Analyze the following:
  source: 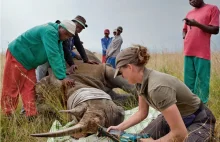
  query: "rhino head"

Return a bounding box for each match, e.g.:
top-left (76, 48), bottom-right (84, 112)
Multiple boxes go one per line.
top-left (32, 99), bottom-right (124, 138)
top-left (33, 70), bottom-right (125, 138)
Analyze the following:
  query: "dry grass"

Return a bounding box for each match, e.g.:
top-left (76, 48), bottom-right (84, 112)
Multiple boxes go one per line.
top-left (0, 52), bottom-right (220, 141)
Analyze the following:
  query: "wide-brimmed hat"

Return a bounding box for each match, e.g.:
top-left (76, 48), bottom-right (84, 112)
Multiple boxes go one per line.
top-left (60, 20), bottom-right (76, 35)
top-left (72, 15), bottom-right (88, 29)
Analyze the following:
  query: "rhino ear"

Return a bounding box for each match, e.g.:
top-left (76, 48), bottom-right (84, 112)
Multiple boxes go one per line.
top-left (48, 68), bottom-right (62, 87)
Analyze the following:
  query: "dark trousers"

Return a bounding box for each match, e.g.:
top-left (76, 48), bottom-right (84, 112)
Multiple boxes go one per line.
top-left (141, 106), bottom-right (216, 141)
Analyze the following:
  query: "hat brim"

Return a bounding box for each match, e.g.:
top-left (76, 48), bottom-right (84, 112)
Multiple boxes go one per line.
top-left (72, 19), bottom-right (88, 29)
top-left (114, 68), bottom-right (122, 78)
top-left (60, 24), bottom-right (75, 36)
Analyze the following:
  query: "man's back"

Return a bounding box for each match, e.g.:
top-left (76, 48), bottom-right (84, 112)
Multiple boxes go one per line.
top-left (9, 22), bottom-right (61, 69)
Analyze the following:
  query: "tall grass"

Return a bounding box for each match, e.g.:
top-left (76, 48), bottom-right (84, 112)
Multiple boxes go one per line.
top-left (0, 52), bottom-right (220, 141)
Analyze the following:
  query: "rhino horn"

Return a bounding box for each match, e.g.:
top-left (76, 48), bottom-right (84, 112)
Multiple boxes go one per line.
top-left (31, 123), bottom-right (86, 137)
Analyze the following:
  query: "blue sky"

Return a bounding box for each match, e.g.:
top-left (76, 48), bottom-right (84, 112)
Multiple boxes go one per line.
top-left (0, 0), bottom-right (219, 53)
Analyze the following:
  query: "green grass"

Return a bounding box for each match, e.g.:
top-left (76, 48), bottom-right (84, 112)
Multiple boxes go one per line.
top-left (1, 52), bottom-right (220, 141)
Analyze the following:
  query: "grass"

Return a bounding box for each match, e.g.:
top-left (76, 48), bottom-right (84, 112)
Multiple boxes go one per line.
top-left (0, 52), bottom-right (220, 141)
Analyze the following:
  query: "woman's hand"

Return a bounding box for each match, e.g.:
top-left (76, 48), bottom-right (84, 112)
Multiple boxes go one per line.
top-left (157, 104), bottom-right (188, 141)
top-left (107, 125), bottom-right (122, 132)
top-left (140, 138), bottom-right (154, 142)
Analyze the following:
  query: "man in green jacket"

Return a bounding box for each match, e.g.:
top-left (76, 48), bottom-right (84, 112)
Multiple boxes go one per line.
top-left (1, 20), bottom-right (75, 118)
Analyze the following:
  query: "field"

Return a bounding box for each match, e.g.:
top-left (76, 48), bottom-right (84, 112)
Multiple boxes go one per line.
top-left (0, 52), bottom-right (220, 142)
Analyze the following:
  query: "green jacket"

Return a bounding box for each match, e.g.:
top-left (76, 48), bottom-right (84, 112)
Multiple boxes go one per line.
top-left (9, 22), bottom-right (66, 80)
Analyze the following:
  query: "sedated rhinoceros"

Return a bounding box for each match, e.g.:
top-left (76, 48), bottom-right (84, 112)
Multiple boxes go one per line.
top-left (31, 48), bottom-right (137, 138)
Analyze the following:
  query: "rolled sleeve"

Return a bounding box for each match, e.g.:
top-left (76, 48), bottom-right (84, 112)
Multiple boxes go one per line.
top-left (209, 6), bottom-right (219, 27)
top-left (150, 86), bottom-right (177, 111)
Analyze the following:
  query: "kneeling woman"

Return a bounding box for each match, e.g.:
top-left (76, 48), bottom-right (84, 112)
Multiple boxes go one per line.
top-left (107, 45), bottom-right (215, 142)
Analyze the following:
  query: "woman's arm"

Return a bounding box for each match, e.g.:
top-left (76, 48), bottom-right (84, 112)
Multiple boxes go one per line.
top-left (107, 95), bottom-right (149, 131)
top-left (155, 104), bottom-right (187, 142)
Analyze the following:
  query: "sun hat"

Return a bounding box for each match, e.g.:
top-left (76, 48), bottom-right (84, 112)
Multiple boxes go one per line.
top-left (72, 15), bottom-right (88, 29)
top-left (60, 20), bottom-right (76, 35)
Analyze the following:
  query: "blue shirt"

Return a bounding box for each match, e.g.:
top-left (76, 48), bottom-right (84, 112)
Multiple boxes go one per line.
top-left (101, 37), bottom-right (112, 55)
top-left (67, 37), bottom-right (76, 57)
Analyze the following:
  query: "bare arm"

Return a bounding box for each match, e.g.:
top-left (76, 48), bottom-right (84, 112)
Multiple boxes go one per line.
top-left (107, 95), bottom-right (149, 131)
top-left (182, 31), bottom-right (187, 39)
top-left (154, 104), bottom-right (188, 142)
top-left (196, 6), bottom-right (219, 35)
top-left (183, 18), bottom-right (219, 35)
top-left (182, 22), bottom-right (187, 39)
top-left (196, 23), bottom-right (219, 34)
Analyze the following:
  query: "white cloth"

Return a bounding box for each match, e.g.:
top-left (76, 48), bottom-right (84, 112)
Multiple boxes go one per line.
top-left (47, 107), bottom-right (160, 142)
top-left (67, 88), bottom-right (112, 108)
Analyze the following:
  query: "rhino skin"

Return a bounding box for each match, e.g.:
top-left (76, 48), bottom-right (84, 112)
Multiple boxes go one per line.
top-left (69, 48), bottom-right (137, 103)
top-left (31, 48), bottom-right (137, 138)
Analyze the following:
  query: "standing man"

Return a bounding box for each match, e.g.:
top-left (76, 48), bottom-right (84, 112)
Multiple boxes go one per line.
top-left (36, 15), bottom-right (98, 81)
top-left (183, 0), bottom-right (219, 104)
top-left (113, 29), bottom-right (117, 37)
top-left (1, 20), bottom-right (75, 118)
top-left (101, 29), bottom-right (112, 63)
top-left (106, 26), bottom-right (123, 68)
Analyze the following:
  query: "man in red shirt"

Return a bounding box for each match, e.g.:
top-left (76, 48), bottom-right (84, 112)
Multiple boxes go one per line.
top-left (183, 0), bottom-right (219, 104)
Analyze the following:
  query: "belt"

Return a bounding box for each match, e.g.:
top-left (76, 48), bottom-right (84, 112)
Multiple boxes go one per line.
top-left (182, 101), bottom-right (205, 127)
top-left (193, 101), bottom-right (205, 116)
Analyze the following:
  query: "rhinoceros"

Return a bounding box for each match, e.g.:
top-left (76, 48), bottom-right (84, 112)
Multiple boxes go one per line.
top-left (31, 48), bottom-right (137, 138)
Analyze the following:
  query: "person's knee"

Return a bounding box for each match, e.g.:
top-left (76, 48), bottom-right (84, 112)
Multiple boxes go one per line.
top-left (140, 115), bottom-right (169, 139)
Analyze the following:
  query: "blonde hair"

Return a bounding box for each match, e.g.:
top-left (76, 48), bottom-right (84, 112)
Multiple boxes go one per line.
top-left (133, 44), bottom-right (150, 67)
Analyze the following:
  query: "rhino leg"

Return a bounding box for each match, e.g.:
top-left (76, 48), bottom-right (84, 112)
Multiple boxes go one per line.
top-left (105, 88), bottom-right (132, 105)
top-left (101, 100), bottom-right (124, 126)
top-left (104, 65), bottom-right (137, 96)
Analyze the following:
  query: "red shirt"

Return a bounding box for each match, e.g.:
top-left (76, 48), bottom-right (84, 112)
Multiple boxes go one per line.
top-left (183, 4), bottom-right (219, 60)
